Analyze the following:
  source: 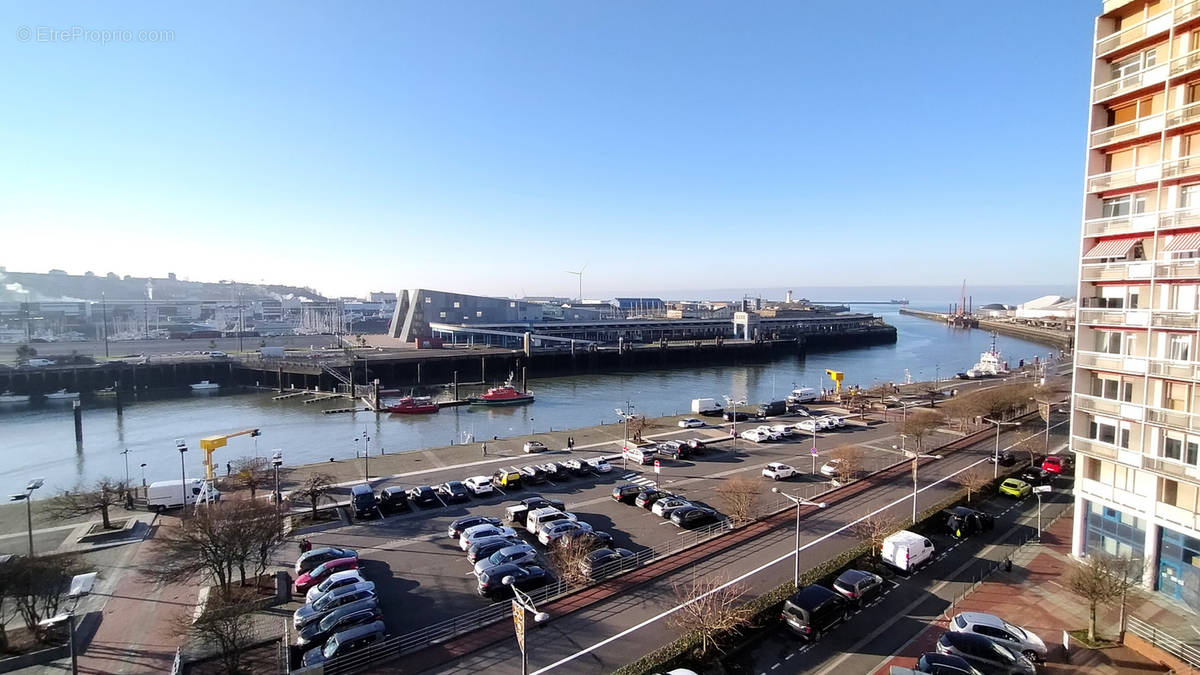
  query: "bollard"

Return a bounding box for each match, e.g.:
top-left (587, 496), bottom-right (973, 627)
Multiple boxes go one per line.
top-left (114, 379), bottom-right (123, 416)
top-left (73, 401), bottom-right (83, 445)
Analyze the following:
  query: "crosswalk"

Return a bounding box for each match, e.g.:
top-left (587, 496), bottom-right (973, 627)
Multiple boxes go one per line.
top-left (622, 472), bottom-right (657, 488)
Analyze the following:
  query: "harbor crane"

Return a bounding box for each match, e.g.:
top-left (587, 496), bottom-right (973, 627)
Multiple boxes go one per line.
top-left (825, 369), bottom-right (844, 400)
top-left (199, 428), bottom-right (261, 482)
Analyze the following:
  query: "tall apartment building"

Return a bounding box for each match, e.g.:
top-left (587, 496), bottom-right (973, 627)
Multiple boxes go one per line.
top-left (1074, 0), bottom-right (1200, 613)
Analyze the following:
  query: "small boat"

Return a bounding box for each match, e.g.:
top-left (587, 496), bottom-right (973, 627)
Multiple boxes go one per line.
top-left (0, 391), bottom-right (30, 404)
top-left (44, 389), bottom-right (80, 401)
top-left (386, 396), bottom-right (439, 414)
top-left (95, 386), bottom-right (118, 398)
top-left (467, 376), bottom-right (534, 406)
top-left (189, 381), bottom-right (221, 391)
top-left (957, 335), bottom-right (1009, 380)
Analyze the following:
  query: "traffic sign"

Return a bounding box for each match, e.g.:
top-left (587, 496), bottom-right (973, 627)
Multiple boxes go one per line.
top-left (512, 600), bottom-right (526, 652)
top-left (1033, 485), bottom-right (1052, 494)
top-left (810, 447), bottom-right (819, 456)
top-left (654, 459), bottom-right (661, 474)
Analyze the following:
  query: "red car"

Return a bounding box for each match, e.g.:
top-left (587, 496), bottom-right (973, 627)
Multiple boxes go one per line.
top-left (295, 556), bottom-right (358, 593)
top-left (1041, 455), bottom-right (1071, 475)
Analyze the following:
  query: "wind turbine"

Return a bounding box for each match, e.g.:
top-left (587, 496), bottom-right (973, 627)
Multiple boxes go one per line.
top-left (565, 264), bottom-right (587, 302)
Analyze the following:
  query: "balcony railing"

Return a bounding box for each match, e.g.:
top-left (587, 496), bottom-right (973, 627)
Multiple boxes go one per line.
top-left (1171, 50), bottom-right (1200, 79)
top-left (1161, 154), bottom-right (1200, 180)
top-left (1150, 311), bottom-right (1200, 328)
top-left (1146, 357), bottom-right (1200, 379)
top-left (1144, 405), bottom-right (1200, 433)
top-left (1177, 0), bottom-right (1200, 26)
top-left (1082, 211), bottom-right (1158, 236)
top-left (1166, 101), bottom-right (1200, 130)
top-left (1094, 63), bottom-right (1168, 102)
top-left (1142, 455), bottom-right (1200, 482)
top-left (1074, 394), bottom-right (1126, 416)
top-left (1072, 436), bottom-right (1124, 461)
top-left (1086, 164), bottom-right (1161, 192)
top-left (1091, 112), bottom-right (1165, 147)
top-left (1076, 308), bottom-right (1150, 326)
top-left (1155, 258), bottom-right (1200, 278)
top-left (1095, 12), bottom-right (1172, 57)
top-left (1080, 261), bottom-right (1153, 281)
top-left (1159, 206), bottom-right (1200, 231)
top-left (1076, 350), bottom-right (1148, 373)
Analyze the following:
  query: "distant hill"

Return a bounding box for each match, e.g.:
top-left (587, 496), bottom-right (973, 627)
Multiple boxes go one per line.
top-left (0, 268), bottom-right (327, 303)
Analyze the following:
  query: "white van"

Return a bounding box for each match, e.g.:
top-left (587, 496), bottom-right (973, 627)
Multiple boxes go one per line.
top-left (880, 530), bottom-right (935, 572)
top-left (622, 446), bottom-right (654, 465)
top-left (146, 478), bottom-right (221, 511)
top-left (525, 507), bottom-right (576, 535)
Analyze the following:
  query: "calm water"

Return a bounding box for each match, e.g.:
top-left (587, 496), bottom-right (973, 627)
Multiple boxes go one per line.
top-left (0, 305), bottom-right (1059, 494)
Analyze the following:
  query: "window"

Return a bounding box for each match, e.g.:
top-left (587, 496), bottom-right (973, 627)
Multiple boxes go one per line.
top-left (1112, 49), bottom-right (1156, 80)
top-left (1169, 334), bottom-right (1191, 361)
top-left (438, 311), bottom-right (446, 319)
top-left (1085, 457), bottom-right (1102, 481)
top-left (1114, 464), bottom-right (1136, 492)
top-left (1102, 194), bottom-right (1147, 218)
top-left (476, 311), bottom-right (483, 318)
top-left (510, 302), bottom-right (516, 308)
top-left (453, 301), bottom-right (460, 308)
top-left (1095, 330), bottom-right (1123, 354)
top-left (425, 296), bottom-right (431, 303)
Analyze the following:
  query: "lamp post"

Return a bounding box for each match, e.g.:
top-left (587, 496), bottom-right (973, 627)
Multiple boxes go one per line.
top-left (723, 395), bottom-right (746, 445)
top-left (895, 445), bottom-right (942, 524)
top-left (771, 488), bottom-right (826, 587)
top-left (121, 448), bottom-right (131, 490)
top-left (9, 478), bottom-right (44, 557)
top-left (1033, 485), bottom-right (1051, 537)
top-left (272, 450), bottom-right (283, 515)
top-left (66, 572), bottom-right (96, 675)
top-left (983, 417), bottom-right (1021, 478)
top-left (175, 438), bottom-right (188, 521)
top-left (139, 463), bottom-right (147, 487)
top-left (354, 431), bottom-right (370, 480)
top-left (615, 402), bottom-right (635, 469)
top-left (1032, 398), bottom-right (1058, 455)
top-left (505, 577), bottom-right (550, 675)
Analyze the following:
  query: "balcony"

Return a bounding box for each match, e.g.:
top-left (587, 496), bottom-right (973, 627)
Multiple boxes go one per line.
top-left (1083, 212), bottom-right (1158, 237)
top-left (1171, 50), bottom-right (1200, 80)
top-left (1145, 405), bottom-right (1200, 433)
top-left (1076, 350), bottom-right (1148, 374)
top-left (1155, 258), bottom-right (1200, 278)
top-left (1086, 164), bottom-right (1161, 192)
top-left (1161, 154), bottom-right (1200, 180)
top-left (1146, 357), bottom-right (1200, 379)
top-left (1072, 436), bottom-right (1123, 461)
top-left (1080, 261), bottom-right (1154, 281)
top-left (1166, 101), bottom-right (1200, 130)
top-left (1094, 63), bottom-right (1168, 102)
top-left (1077, 308), bottom-right (1150, 326)
top-left (1095, 12), bottom-right (1172, 57)
top-left (1159, 206), bottom-right (1200, 231)
top-left (1177, 0), bottom-right (1200, 26)
top-left (1091, 113), bottom-right (1165, 148)
top-left (1142, 456), bottom-right (1200, 482)
top-left (1150, 310), bottom-right (1200, 328)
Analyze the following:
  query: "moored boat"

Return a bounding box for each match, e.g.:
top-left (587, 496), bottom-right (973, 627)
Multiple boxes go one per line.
top-left (956, 335), bottom-right (1008, 380)
top-left (467, 377), bottom-right (534, 406)
top-left (44, 389), bottom-right (80, 400)
top-left (189, 380), bottom-right (221, 391)
top-left (386, 396), bottom-right (439, 414)
top-left (0, 391), bottom-right (30, 404)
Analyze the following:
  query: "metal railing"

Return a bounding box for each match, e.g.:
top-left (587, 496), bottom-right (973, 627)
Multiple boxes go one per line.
top-left (1179, 0), bottom-right (1200, 24)
top-left (1093, 63), bottom-right (1168, 102)
top-left (1163, 154), bottom-right (1200, 180)
top-left (1156, 259), bottom-right (1200, 279)
top-left (1160, 206), bottom-right (1200, 232)
top-left (1094, 12), bottom-right (1171, 56)
top-left (1080, 261), bottom-right (1153, 282)
top-left (1091, 112), bottom-right (1165, 147)
top-left (1126, 615), bottom-right (1200, 669)
top-left (1086, 163), bottom-right (1161, 192)
top-left (1171, 49), bottom-right (1200, 79)
top-left (1167, 101), bottom-right (1200, 130)
top-left (1082, 212), bottom-right (1158, 237)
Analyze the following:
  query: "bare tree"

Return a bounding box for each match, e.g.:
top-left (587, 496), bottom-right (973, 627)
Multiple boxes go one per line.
top-left (939, 395), bottom-right (979, 433)
top-left (292, 472), bottom-right (337, 518)
top-left (955, 469), bottom-right (992, 504)
top-left (8, 554), bottom-right (82, 642)
top-left (900, 410), bottom-right (945, 453)
top-left (547, 536), bottom-right (598, 586)
top-left (627, 415), bottom-right (647, 443)
top-left (667, 572), bottom-right (751, 657)
top-left (0, 556), bottom-right (14, 651)
top-left (829, 445), bottom-right (866, 482)
top-left (231, 456), bottom-right (271, 500)
top-left (851, 513), bottom-right (904, 569)
top-left (1066, 552), bottom-right (1139, 643)
top-left (865, 382), bottom-right (893, 409)
top-left (845, 390), bottom-right (871, 420)
top-left (180, 587), bottom-right (259, 674)
top-left (717, 475), bottom-right (762, 526)
top-left (145, 501), bottom-right (259, 599)
top-left (46, 477), bottom-right (126, 529)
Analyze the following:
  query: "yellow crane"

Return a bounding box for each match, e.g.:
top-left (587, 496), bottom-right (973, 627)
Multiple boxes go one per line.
top-left (199, 428), bottom-right (261, 481)
top-left (825, 369), bottom-right (844, 400)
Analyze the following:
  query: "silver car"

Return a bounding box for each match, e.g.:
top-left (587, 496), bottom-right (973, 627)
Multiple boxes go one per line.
top-left (950, 612), bottom-right (1048, 661)
top-left (473, 543), bottom-right (538, 577)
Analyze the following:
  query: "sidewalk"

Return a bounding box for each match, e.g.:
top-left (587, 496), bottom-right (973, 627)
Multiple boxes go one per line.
top-left (873, 507), bottom-right (1171, 674)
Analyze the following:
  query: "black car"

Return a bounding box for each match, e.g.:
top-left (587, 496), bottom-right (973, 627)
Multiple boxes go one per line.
top-left (295, 547), bottom-right (358, 575)
top-left (723, 410), bottom-right (752, 422)
top-left (634, 489), bottom-right (669, 509)
top-left (562, 461), bottom-right (591, 477)
top-left (295, 600), bottom-right (382, 647)
top-left (477, 563), bottom-right (553, 598)
top-left (989, 451), bottom-right (1016, 467)
top-left (915, 652), bottom-right (985, 675)
top-left (831, 569), bottom-right (884, 605)
top-left (559, 529), bottom-right (615, 551)
top-left (945, 507), bottom-right (995, 539)
top-left (684, 438), bottom-right (706, 453)
top-left (466, 535), bottom-right (524, 563)
top-left (437, 481), bottom-right (471, 503)
top-left (378, 486), bottom-right (409, 513)
top-left (580, 547), bottom-right (637, 578)
top-left (520, 495), bottom-right (566, 511)
top-left (448, 515), bottom-right (501, 539)
top-left (408, 485), bottom-right (439, 507)
top-left (612, 484), bottom-right (643, 504)
top-left (1018, 467), bottom-right (1053, 486)
top-left (936, 631), bottom-right (1035, 675)
top-left (781, 585), bottom-right (849, 641)
top-left (670, 506), bottom-right (719, 529)
top-left (520, 466), bottom-right (548, 484)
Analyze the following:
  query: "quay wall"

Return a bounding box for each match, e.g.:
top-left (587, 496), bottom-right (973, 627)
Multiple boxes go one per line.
top-left (898, 308), bottom-right (1073, 350)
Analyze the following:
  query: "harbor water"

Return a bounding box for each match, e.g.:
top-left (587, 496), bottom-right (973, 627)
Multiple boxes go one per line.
top-left (0, 305), bottom-right (1060, 494)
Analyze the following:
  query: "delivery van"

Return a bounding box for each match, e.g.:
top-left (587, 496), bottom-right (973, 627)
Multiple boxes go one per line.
top-left (146, 479), bottom-right (221, 511)
top-left (691, 398), bottom-right (724, 416)
top-left (880, 530), bottom-right (935, 572)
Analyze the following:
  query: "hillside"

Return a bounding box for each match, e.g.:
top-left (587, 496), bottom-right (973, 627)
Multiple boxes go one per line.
top-left (0, 268), bottom-right (327, 303)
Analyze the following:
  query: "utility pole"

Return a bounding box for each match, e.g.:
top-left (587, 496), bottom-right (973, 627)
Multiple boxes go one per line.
top-left (101, 293), bottom-right (109, 360)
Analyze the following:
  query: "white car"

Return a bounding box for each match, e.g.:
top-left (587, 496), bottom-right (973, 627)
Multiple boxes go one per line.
top-left (586, 457), bottom-right (612, 473)
top-left (814, 417), bottom-right (833, 430)
top-left (304, 570), bottom-right (364, 603)
top-left (561, 458), bottom-right (585, 473)
top-left (651, 497), bottom-right (691, 518)
top-left (822, 415), bottom-right (845, 428)
top-left (819, 458), bottom-right (844, 478)
top-left (463, 476), bottom-right (494, 496)
top-left (762, 463), bottom-right (797, 480)
top-left (678, 418), bottom-right (704, 428)
top-left (770, 424), bottom-right (795, 437)
top-left (755, 426), bottom-right (782, 441)
top-left (460, 524), bottom-right (518, 551)
top-left (794, 419), bottom-right (819, 433)
top-left (538, 520), bottom-right (592, 546)
top-left (523, 441), bottom-right (547, 453)
top-left (740, 429), bottom-right (769, 443)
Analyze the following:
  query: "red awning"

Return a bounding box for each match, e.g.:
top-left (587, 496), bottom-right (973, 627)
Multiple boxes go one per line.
top-left (1162, 232), bottom-right (1200, 253)
top-left (1082, 237), bottom-right (1140, 259)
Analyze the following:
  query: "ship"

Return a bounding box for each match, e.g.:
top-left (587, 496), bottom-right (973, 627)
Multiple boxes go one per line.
top-left (189, 380), bottom-right (221, 391)
top-left (0, 391), bottom-right (30, 404)
top-left (467, 376), bottom-right (534, 406)
top-left (386, 396), bottom-right (439, 414)
top-left (956, 335), bottom-right (1009, 380)
top-left (44, 389), bottom-right (80, 400)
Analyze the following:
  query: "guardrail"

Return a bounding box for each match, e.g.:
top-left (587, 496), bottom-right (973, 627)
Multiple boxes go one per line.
top-left (1127, 615), bottom-right (1200, 669)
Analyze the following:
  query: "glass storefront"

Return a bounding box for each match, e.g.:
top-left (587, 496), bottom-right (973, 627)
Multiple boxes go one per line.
top-left (1083, 500), bottom-right (1147, 581)
top-left (1158, 528), bottom-right (1200, 612)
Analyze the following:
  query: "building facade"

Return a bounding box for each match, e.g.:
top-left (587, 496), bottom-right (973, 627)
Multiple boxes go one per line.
top-left (1073, 0), bottom-right (1200, 613)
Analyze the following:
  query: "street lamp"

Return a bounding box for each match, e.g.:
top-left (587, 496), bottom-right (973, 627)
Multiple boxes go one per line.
top-left (723, 395), bottom-right (746, 444)
top-left (1032, 398), bottom-right (1060, 455)
top-left (66, 572), bottom-right (96, 675)
top-left (895, 445), bottom-right (942, 524)
top-left (983, 417), bottom-right (1021, 478)
top-left (175, 438), bottom-right (188, 521)
top-left (1033, 484), bottom-right (1051, 537)
top-left (354, 431), bottom-right (370, 480)
top-left (9, 478), bottom-right (44, 556)
top-left (139, 463), bottom-right (147, 487)
top-left (771, 488), bottom-right (826, 588)
top-left (121, 448), bottom-right (130, 488)
top-left (615, 402), bottom-right (636, 469)
top-left (272, 450), bottom-right (283, 513)
top-left (504, 577), bottom-right (550, 675)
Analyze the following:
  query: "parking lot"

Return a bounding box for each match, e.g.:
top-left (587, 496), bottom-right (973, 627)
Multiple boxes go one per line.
top-left (288, 411), bottom-right (931, 636)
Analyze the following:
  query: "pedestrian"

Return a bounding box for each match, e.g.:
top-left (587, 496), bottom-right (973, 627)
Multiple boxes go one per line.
top-left (225, 462), bottom-right (231, 476)
top-left (300, 538), bottom-right (312, 553)
top-left (482, 442), bottom-right (487, 457)
top-left (567, 436), bottom-right (574, 450)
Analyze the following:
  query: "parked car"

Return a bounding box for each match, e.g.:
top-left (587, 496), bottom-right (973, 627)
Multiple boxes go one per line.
top-left (350, 484), bottom-right (377, 519)
top-left (770, 424), bottom-right (795, 437)
top-left (670, 506), bottom-right (720, 529)
top-left (538, 520), bottom-right (592, 546)
top-left (612, 484), bottom-right (643, 504)
top-left (724, 410), bottom-right (752, 422)
top-left (622, 446), bottom-right (655, 465)
top-left (949, 612), bottom-right (1048, 661)
top-left (684, 438), bottom-right (706, 453)
top-left (881, 530), bottom-right (935, 572)
top-left (477, 564), bottom-right (552, 598)
top-left (519, 465), bottom-right (548, 484)
top-left (300, 620), bottom-right (386, 666)
top-left (293, 581), bottom-right (377, 630)
top-left (998, 478), bottom-right (1032, 498)
top-left (561, 458), bottom-right (590, 476)
top-left (795, 419), bottom-right (820, 433)
top-left (781, 585), bottom-right (849, 641)
top-left (909, 652), bottom-right (985, 675)
top-left (525, 507), bottom-right (577, 535)
top-left (580, 547), bottom-right (637, 578)
top-left (755, 425), bottom-right (783, 441)
top-left (304, 569), bottom-right (364, 603)
top-left (295, 598), bottom-right (381, 647)
top-left (989, 451), bottom-right (1016, 467)
top-left (763, 463), bottom-right (797, 480)
top-left (460, 524), bottom-right (519, 551)
top-left (819, 459), bottom-right (845, 478)
top-left (823, 415), bottom-right (846, 428)
top-left (1017, 467), bottom-right (1052, 486)
top-left (539, 462), bottom-right (562, 478)
top-left (473, 543), bottom-right (539, 577)
top-left (505, 496), bottom-right (567, 525)
top-left (935, 631), bottom-right (1036, 675)
top-left (651, 497), bottom-right (692, 518)
top-left (296, 556), bottom-right (359, 593)
top-left (559, 529), bottom-right (614, 551)
top-left (448, 515), bottom-right (501, 539)
top-left (492, 469), bottom-right (523, 489)
top-left (635, 488), bottom-right (669, 509)
top-left (463, 475), bottom-right (494, 496)
top-left (586, 457), bottom-right (612, 473)
top-left (407, 485), bottom-right (439, 506)
top-left (1041, 455), bottom-right (1072, 475)
top-left (832, 569), bottom-right (884, 605)
top-left (944, 507), bottom-right (995, 539)
top-left (295, 547), bottom-right (357, 576)
top-left (378, 486), bottom-right (409, 513)
top-left (437, 481), bottom-right (471, 503)
top-left (656, 441), bottom-right (687, 460)
top-left (466, 535), bottom-right (525, 563)
top-left (523, 441), bottom-right (547, 453)
top-left (679, 417), bottom-right (704, 428)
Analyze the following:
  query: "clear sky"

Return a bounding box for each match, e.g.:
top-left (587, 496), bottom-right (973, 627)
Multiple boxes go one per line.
top-left (0, 1), bottom-right (1098, 300)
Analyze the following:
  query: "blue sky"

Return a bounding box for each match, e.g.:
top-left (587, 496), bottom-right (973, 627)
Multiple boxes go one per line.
top-left (0, 1), bottom-right (1097, 300)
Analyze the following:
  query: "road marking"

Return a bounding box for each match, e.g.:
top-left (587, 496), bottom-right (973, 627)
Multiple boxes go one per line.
top-left (492, 486), bottom-right (506, 497)
top-left (434, 494), bottom-right (448, 508)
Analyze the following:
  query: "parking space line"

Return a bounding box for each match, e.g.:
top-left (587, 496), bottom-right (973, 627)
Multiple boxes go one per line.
top-left (492, 486), bottom-right (506, 497)
top-left (434, 494), bottom-right (448, 508)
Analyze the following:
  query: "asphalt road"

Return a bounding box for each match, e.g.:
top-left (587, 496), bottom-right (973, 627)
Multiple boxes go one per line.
top-left (419, 419), bottom-right (1068, 675)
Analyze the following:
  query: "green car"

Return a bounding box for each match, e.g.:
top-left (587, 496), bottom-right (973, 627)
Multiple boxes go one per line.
top-left (999, 478), bottom-right (1031, 498)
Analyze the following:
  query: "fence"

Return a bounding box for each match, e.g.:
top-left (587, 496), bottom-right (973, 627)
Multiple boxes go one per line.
top-left (1127, 615), bottom-right (1200, 670)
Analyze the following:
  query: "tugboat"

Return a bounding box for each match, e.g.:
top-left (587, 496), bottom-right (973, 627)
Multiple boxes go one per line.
top-left (386, 396), bottom-right (440, 414)
top-left (957, 334), bottom-right (1009, 380)
top-left (467, 376), bottom-right (535, 406)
